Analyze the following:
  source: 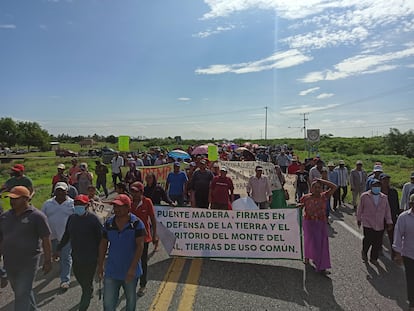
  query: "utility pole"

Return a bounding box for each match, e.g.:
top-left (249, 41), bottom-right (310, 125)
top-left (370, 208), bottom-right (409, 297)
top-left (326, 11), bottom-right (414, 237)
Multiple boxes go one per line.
top-left (264, 106), bottom-right (268, 141)
top-left (302, 113), bottom-right (309, 157)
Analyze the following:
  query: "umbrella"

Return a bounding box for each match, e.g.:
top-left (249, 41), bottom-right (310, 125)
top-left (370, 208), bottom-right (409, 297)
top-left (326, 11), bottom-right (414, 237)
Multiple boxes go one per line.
top-left (191, 145), bottom-right (209, 155)
top-left (235, 146), bottom-right (249, 153)
top-left (241, 150), bottom-right (256, 161)
top-left (168, 149), bottom-right (191, 160)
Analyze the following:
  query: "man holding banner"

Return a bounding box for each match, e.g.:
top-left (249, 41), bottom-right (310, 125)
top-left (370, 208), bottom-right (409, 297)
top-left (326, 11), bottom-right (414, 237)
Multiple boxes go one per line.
top-left (188, 159), bottom-right (213, 208)
top-left (209, 166), bottom-right (234, 210)
top-left (247, 165), bottom-right (272, 209)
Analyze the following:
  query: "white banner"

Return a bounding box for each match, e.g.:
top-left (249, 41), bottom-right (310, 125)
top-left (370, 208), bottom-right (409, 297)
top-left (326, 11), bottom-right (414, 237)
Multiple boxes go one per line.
top-left (219, 160), bottom-right (297, 205)
top-left (155, 206), bottom-right (303, 260)
top-left (219, 161), bottom-right (275, 198)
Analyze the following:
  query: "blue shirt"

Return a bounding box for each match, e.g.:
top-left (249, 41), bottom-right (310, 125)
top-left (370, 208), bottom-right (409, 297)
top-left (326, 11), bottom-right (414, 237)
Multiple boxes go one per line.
top-left (166, 171), bottom-right (188, 196)
top-left (103, 214), bottom-right (146, 280)
top-left (328, 170), bottom-right (339, 185)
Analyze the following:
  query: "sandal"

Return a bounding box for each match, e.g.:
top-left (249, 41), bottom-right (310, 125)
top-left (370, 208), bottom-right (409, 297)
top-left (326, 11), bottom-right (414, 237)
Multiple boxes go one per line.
top-left (137, 287), bottom-right (146, 297)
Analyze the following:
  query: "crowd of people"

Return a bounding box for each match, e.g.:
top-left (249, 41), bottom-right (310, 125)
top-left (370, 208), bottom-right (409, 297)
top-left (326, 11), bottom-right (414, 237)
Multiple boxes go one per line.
top-left (0, 145), bottom-right (414, 310)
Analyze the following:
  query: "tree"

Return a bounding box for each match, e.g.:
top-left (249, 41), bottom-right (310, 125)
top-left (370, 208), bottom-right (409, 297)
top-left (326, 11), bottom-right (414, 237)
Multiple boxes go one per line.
top-left (0, 117), bottom-right (18, 147)
top-left (105, 135), bottom-right (117, 144)
top-left (17, 121), bottom-right (50, 151)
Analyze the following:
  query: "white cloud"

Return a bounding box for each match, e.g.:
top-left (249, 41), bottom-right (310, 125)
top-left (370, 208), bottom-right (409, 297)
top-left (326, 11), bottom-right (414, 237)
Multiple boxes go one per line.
top-left (316, 93), bottom-right (334, 99)
top-left (177, 97), bottom-right (191, 101)
top-left (407, 64), bottom-right (414, 68)
top-left (201, 0), bottom-right (351, 20)
top-left (281, 27), bottom-right (369, 50)
top-left (281, 103), bottom-right (340, 114)
top-left (300, 45), bottom-right (414, 83)
top-left (196, 49), bottom-right (312, 75)
top-left (299, 87), bottom-right (320, 96)
top-left (193, 25), bottom-right (235, 38)
top-left (393, 117), bottom-right (409, 122)
top-left (0, 24), bottom-right (16, 29)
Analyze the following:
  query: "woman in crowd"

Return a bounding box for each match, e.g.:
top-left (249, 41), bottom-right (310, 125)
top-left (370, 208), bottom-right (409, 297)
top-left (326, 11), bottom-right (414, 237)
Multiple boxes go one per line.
top-left (143, 172), bottom-right (174, 206)
top-left (270, 165), bottom-right (287, 209)
top-left (299, 178), bottom-right (337, 276)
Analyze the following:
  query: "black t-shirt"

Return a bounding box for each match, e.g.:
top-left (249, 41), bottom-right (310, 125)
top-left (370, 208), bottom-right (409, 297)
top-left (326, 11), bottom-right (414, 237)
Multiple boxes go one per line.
top-left (58, 213), bottom-right (102, 264)
top-left (296, 171), bottom-right (309, 190)
top-left (190, 170), bottom-right (214, 193)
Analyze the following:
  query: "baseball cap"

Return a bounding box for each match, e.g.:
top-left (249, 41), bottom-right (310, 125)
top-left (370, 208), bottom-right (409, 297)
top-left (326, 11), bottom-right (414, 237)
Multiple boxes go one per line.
top-left (410, 172), bottom-right (414, 178)
top-left (174, 162), bottom-right (180, 167)
top-left (54, 182), bottom-right (69, 191)
top-left (370, 178), bottom-right (381, 185)
top-left (356, 160), bottom-right (363, 165)
top-left (111, 194), bottom-right (131, 208)
top-left (373, 165), bottom-right (383, 172)
top-left (130, 181), bottom-right (144, 192)
top-left (256, 166), bottom-right (263, 171)
top-left (213, 162), bottom-right (220, 168)
top-left (338, 160), bottom-right (345, 165)
top-left (11, 164), bottom-right (25, 172)
top-left (57, 163), bottom-right (65, 170)
top-left (200, 159), bottom-right (206, 165)
top-left (6, 186), bottom-right (30, 198)
top-left (220, 166), bottom-right (227, 172)
top-left (190, 162), bottom-right (196, 167)
top-left (327, 161), bottom-right (335, 167)
top-left (74, 194), bottom-right (89, 204)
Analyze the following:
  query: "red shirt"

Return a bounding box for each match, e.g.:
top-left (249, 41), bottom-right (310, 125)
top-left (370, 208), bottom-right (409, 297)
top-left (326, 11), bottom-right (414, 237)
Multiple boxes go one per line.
top-left (210, 176), bottom-right (234, 205)
top-left (130, 196), bottom-right (155, 243)
top-left (300, 192), bottom-right (328, 221)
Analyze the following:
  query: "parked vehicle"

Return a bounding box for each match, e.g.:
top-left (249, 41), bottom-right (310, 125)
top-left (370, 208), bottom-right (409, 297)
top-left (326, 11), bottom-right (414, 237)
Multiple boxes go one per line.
top-left (55, 149), bottom-right (78, 157)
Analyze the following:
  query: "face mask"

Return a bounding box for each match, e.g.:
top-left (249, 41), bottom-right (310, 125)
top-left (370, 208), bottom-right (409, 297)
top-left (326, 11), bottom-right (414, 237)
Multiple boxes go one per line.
top-left (371, 187), bottom-right (381, 195)
top-left (74, 205), bottom-right (86, 216)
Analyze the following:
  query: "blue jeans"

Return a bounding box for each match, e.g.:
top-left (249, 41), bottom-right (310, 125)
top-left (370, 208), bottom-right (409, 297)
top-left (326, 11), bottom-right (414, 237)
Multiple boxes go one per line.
top-left (7, 260), bottom-right (39, 311)
top-left (52, 239), bottom-right (72, 283)
top-left (103, 277), bottom-right (138, 311)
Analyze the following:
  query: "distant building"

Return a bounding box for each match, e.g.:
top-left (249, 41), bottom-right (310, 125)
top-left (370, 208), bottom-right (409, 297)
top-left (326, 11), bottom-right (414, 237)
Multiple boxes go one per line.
top-left (50, 141), bottom-right (60, 151)
top-left (79, 139), bottom-right (95, 147)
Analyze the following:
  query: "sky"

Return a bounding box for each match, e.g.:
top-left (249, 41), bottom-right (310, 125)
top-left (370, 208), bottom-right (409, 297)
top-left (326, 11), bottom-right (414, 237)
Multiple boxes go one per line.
top-left (1, 0), bottom-right (414, 140)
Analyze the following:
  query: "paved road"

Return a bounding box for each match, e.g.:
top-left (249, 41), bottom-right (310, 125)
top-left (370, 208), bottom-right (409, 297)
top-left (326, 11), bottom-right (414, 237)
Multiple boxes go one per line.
top-left (0, 203), bottom-right (408, 310)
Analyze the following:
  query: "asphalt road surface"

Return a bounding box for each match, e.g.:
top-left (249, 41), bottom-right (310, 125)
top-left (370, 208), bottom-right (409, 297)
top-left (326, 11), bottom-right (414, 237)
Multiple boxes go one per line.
top-left (0, 203), bottom-right (409, 311)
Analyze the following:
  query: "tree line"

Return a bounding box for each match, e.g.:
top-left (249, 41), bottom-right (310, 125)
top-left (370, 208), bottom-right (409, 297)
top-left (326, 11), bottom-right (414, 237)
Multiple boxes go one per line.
top-left (0, 118), bottom-right (413, 158)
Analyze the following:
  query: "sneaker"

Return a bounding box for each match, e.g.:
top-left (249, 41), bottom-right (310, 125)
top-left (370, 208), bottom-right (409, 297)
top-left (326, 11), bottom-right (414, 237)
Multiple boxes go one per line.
top-left (319, 270), bottom-right (331, 277)
top-left (370, 259), bottom-right (379, 265)
top-left (60, 282), bottom-right (70, 290)
top-left (137, 287), bottom-right (146, 297)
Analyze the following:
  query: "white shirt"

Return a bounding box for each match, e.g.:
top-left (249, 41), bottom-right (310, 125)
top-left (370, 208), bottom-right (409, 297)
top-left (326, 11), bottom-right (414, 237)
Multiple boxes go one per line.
top-left (246, 175), bottom-right (272, 203)
top-left (41, 197), bottom-right (74, 240)
top-left (111, 156), bottom-right (124, 174)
